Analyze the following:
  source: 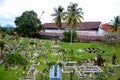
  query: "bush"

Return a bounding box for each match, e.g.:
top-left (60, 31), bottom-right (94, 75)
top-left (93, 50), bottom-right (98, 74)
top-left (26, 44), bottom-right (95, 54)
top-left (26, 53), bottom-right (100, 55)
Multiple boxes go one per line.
top-left (0, 40), bottom-right (5, 50)
top-left (5, 29), bottom-right (15, 35)
top-left (29, 41), bottom-right (35, 45)
top-left (104, 32), bottom-right (120, 44)
top-left (0, 32), bottom-right (6, 38)
top-left (4, 52), bottom-right (28, 65)
top-left (63, 30), bottom-right (77, 42)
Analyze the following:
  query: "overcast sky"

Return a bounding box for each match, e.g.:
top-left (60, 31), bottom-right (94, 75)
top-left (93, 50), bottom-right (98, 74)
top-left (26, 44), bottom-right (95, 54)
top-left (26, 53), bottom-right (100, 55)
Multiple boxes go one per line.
top-left (0, 0), bottom-right (120, 26)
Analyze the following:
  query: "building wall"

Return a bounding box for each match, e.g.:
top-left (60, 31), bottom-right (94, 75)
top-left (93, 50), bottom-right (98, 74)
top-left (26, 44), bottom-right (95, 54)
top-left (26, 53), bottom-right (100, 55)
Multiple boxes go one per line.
top-left (98, 28), bottom-right (107, 36)
top-left (77, 30), bottom-right (98, 36)
top-left (45, 29), bottom-right (103, 36)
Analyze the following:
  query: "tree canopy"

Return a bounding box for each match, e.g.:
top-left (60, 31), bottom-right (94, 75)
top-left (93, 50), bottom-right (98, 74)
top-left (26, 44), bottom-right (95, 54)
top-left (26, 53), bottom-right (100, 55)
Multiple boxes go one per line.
top-left (51, 6), bottom-right (65, 29)
top-left (14, 10), bottom-right (43, 37)
top-left (109, 15), bottom-right (120, 32)
top-left (64, 2), bottom-right (83, 29)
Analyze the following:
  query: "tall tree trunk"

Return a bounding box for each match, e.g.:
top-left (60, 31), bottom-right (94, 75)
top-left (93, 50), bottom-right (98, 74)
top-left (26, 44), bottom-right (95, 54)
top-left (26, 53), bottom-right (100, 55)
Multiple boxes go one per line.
top-left (58, 27), bottom-right (60, 36)
top-left (115, 25), bottom-right (117, 32)
top-left (70, 28), bottom-right (73, 50)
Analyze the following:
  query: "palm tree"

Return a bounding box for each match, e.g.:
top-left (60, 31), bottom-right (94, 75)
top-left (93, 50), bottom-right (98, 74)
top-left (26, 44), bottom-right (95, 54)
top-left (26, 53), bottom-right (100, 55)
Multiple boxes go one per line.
top-left (51, 6), bottom-right (65, 34)
top-left (64, 2), bottom-right (83, 49)
top-left (109, 15), bottom-right (120, 32)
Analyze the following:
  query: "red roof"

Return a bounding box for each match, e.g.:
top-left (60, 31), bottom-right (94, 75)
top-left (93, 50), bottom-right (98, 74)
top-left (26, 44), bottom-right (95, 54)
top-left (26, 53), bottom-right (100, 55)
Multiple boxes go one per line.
top-left (102, 23), bottom-right (112, 31)
top-left (43, 23), bottom-right (67, 29)
top-left (44, 22), bottom-right (101, 30)
top-left (79, 22), bottom-right (101, 30)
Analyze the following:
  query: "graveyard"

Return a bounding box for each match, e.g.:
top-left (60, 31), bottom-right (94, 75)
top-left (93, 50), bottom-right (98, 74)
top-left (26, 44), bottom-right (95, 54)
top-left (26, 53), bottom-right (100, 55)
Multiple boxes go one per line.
top-left (0, 35), bottom-right (120, 80)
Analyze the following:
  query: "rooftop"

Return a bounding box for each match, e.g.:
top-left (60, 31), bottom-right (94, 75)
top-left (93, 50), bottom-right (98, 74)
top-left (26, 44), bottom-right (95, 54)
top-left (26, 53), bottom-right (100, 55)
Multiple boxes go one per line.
top-left (44, 22), bottom-right (101, 30)
top-left (102, 23), bottom-right (112, 31)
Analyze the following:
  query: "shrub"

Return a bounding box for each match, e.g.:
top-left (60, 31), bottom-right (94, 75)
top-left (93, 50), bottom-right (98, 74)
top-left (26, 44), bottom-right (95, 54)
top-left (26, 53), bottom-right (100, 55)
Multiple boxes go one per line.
top-left (63, 30), bottom-right (77, 42)
top-left (104, 32), bottom-right (120, 44)
top-left (29, 41), bottom-right (35, 45)
top-left (0, 40), bottom-right (5, 50)
top-left (0, 32), bottom-right (6, 38)
top-left (5, 29), bottom-right (15, 35)
top-left (4, 52), bottom-right (28, 65)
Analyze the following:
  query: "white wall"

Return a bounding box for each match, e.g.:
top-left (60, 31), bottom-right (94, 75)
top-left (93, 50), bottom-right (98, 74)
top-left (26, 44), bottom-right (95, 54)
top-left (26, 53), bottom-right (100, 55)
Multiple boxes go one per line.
top-left (45, 29), bottom-right (100, 36)
top-left (45, 26), bottom-right (108, 36)
top-left (98, 28), bottom-right (107, 36)
top-left (77, 31), bottom-right (98, 36)
top-left (45, 30), bottom-right (64, 33)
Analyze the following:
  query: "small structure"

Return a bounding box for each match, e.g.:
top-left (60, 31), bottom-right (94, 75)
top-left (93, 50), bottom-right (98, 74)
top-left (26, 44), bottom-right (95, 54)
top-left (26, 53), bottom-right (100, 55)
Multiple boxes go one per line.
top-left (19, 77), bottom-right (34, 80)
top-left (49, 65), bottom-right (61, 80)
top-left (26, 68), bottom-right (39, 80)
top-left (51, 45), bottom-right (61, 49)
top-left (66, 61), bottom-right (77, 66)
top-left (62, 61), bottom-right (102, 79)
top-left (51, 45), bottom-right (61, 55)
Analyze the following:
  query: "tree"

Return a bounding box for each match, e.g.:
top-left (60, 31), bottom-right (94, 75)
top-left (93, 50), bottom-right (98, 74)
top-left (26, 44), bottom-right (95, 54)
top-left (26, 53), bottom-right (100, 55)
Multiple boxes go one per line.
top-left (64, 2), bottom-right (83, 49)
top-left (109, 15), bottom-right (120, 32)
top-left (14, 10), bottom-right (43, 37)
top-left (51, 6), bottom-right (65, 32)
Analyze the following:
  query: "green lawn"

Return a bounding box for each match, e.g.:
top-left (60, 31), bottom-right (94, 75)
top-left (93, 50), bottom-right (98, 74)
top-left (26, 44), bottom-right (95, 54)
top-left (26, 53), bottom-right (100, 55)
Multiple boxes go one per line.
top-left (0, 66), bottom-right (26, 80)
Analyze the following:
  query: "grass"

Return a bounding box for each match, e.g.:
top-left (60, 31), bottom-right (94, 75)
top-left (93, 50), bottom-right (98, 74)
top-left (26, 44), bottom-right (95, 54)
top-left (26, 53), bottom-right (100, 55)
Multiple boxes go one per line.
top-left (0, 66), bottom-right (26, 80)
top-left (0, 35), bottom-right (120, 80)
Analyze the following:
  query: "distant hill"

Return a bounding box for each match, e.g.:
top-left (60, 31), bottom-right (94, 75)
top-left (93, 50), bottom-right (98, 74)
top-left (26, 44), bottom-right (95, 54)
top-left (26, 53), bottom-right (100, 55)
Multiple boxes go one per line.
top-left (4, 24), bottom-right (15, 28)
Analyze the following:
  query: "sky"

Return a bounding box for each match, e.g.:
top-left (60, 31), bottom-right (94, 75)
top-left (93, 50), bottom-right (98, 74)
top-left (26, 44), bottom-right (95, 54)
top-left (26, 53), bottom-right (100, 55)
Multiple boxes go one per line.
top-left (0, 0), bottom-right (120, 26)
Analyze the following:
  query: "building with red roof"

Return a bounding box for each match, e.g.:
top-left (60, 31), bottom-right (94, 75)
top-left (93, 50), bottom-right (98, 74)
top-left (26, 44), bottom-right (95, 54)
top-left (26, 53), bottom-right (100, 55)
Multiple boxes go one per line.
top-left (102, 23), bottom-right (113, 32)
top-left (40, 22), bottom-right (109, 41)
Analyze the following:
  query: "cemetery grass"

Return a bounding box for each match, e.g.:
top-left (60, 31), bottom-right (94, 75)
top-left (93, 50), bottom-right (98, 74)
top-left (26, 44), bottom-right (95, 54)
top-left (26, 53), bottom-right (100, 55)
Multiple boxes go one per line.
top-left (0, 35), bottom-right (120, 80)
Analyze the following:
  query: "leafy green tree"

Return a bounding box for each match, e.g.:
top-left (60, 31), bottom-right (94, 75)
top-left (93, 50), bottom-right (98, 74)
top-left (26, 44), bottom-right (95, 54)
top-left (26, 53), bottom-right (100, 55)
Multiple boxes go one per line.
top-left (109, 15), bottom-right (120, 32)
top-left (4, 52), bottom-right (28, 65)
top-left (51, 6), bottom-right (65, 29)
top-left (14, 10), bottom-right (43, 37)
top-left (64, 2), bottom-right (83, 48)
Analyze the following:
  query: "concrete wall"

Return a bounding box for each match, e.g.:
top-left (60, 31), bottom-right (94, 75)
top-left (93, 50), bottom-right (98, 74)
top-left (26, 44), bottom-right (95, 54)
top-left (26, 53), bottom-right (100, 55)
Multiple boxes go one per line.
top-left (45, 29), bottom-right (105, 36)
top-left (98, 28), bottom-right (107, 36)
